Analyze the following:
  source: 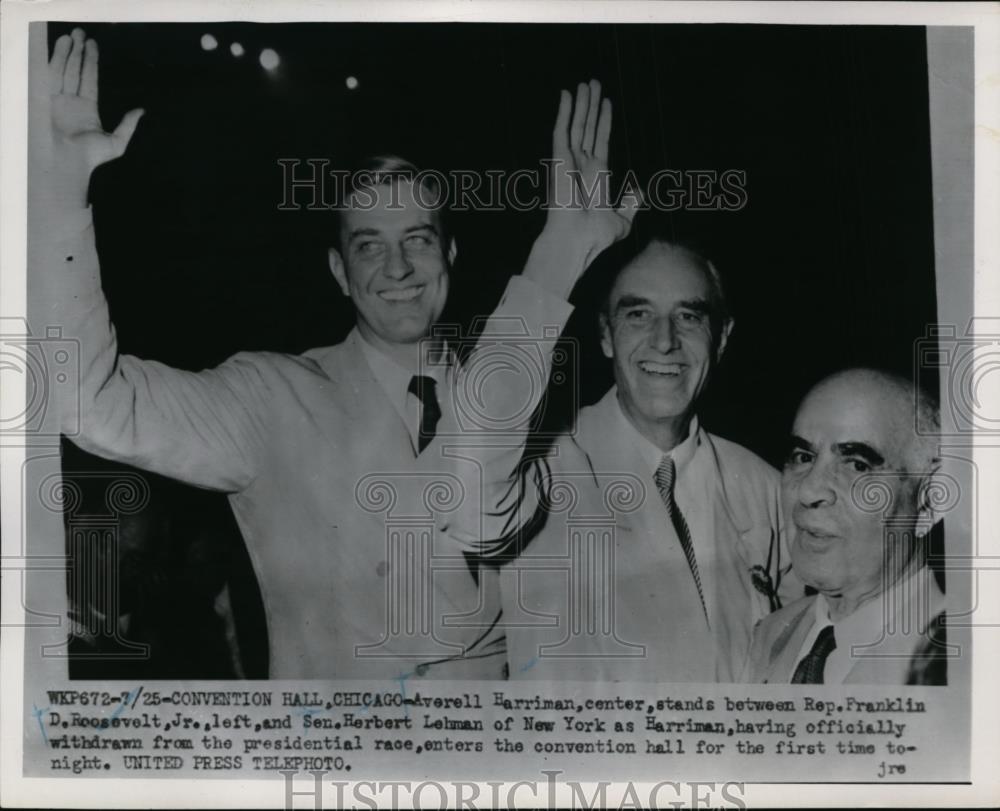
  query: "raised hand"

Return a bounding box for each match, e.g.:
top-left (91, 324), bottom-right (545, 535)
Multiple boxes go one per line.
top-left (47, 28), bottom-right (144, 209)
top-left (546, 80), bottom-right (640, 260)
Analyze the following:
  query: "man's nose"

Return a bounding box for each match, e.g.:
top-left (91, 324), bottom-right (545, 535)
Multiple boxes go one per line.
top-left (383, 245), bottom-right (414, 280)
top-left (796, 461), bottom-right (837, 508)
top-left (649, 314), bottom-right (679, 353)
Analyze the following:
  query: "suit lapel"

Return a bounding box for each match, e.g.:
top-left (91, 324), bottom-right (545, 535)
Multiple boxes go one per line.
top-left (573, 390), bottom-right (640, 476)
top-left (307, 330), bottom-right (414, 458)
top-left (572, 390), bottom-right (658, 533)
top-left (703, 433), bottom-right (758, 562)
top-left (843, 569), bottom-right (947, 684)
top-left (763, 597), bottom-right (818, 683)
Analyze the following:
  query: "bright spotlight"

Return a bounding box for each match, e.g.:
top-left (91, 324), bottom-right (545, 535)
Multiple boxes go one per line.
top-left (200, 34), bottom-right (218, 51)
top-left (345, 75), bottom-right (359, 90)
top-left (230, 42), bottom-right (245, 57)
top-left (259, 48), bottom-right (280, 71)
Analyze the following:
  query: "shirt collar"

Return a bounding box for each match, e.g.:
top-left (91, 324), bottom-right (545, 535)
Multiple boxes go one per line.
top-left (355, 328), bottom-right (449, 421)
top-left (820, 564), bottom-right (934, 646)
top-left (611, 386), bottom-right (700, 477)
top-left (813, 587), bottom-right (834, 627)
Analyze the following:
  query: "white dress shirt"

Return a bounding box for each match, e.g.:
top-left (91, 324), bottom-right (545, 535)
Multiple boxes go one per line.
top-left (795, 565), bottom-right (936, 684)
top-left (356, 335), bottom-right (450, 455)
top-left (612, 397), bottom-right (717, 623)
top-left (502, 385), bottom-right (788, 682)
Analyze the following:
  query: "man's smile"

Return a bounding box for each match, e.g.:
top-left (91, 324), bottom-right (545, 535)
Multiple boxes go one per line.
top-left (377, 284), bottom-right (425, 302)
top-left (637, 360), bottom-right (686, 377)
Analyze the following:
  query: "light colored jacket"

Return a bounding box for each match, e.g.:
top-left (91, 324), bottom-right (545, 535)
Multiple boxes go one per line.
top-left (500, 389), bottom-right (800, 682)
top-left (744, 566), bottom-right (947, 684)
top-left (50, 210), bottom-right (572, 679)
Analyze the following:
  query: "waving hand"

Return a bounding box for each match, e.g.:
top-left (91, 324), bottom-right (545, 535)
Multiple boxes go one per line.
top-left (549, 81), bottom-right (639, 252)
top-left (47, 28), bottom-right (144, 209)
top-left (523, 80), bottom-right (640, 297)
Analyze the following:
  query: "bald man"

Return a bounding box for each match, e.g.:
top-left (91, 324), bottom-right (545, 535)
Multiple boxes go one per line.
top-left (744, 368), bottom-right (947, 685)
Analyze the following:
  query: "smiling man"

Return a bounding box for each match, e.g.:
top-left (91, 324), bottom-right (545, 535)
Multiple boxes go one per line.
top-left (322, 157), bottom-right (460, 456)
top-left (498, 233), bottom-right (800, 682)
top-left (744, 368), bottom-right (947, 684)
top-left (40, 29), bottom-right (638, 678)
top-left (328, 157), bottom-right (454, 368)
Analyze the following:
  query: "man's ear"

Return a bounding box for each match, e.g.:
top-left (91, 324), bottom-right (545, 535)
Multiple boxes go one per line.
top-left (328, 248), bottom-right (350, 298)
top-left (599, 312), bottom-right (613, 359)
top-left (915, 459), bottom-right (944, 538)
top-left (715, 318), bottom-right (735, 362)
top-left (447, 237), bottom-right (457, 266)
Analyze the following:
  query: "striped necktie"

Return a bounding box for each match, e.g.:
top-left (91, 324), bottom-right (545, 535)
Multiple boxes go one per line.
top-left (654, 454), bottom-right (708, 624)
top-left (791, 624), bottom-right (837, 684)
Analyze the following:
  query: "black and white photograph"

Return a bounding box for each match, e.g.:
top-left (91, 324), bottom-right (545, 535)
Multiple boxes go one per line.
top-left (1, 1), bottom-right (996, 807)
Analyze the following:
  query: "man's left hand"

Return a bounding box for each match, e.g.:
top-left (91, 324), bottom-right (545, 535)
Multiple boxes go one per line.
top-left (524, 79), bottom-right (640, 298)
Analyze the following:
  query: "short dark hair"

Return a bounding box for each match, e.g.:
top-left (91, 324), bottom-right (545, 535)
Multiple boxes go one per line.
top-left (330, 154), bottom-right (450, 254)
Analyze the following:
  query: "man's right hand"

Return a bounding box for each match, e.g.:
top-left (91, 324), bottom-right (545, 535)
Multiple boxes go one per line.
top-left (48, 27), bottom-right (144, 210)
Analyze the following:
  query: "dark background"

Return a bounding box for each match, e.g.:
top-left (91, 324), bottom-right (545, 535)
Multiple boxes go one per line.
top-left (49, 22), bottom-right (939, 677)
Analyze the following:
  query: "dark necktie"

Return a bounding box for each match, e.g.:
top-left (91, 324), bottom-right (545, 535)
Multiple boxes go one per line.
top-left (791, 624), bottom-right (837, 684)
top-left (408, 375), bottom-right (441, 454)
top-left (654, 455), bottom-right (708, 624)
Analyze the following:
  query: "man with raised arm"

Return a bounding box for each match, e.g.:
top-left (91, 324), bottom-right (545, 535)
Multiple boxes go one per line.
top-left (39, 27), bottom-right (637, 678)
top-left (497, 232), bottom-right (800, 682)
